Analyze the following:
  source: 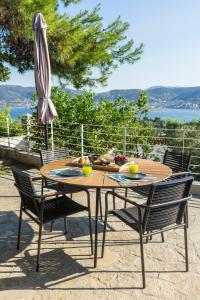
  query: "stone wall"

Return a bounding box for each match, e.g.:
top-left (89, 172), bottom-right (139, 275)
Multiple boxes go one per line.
top-left (0, 146), bottom-right (40, 167)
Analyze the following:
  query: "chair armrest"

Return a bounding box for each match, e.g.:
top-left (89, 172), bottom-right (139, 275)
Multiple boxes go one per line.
top-left (167, 171), bottom-right (192, 181)
top-left (105, 191), bottom-right (192, 210)
top-left (32, 175), bottom-right (43, 181)
top-left (14, 183), bottom-right (65, 202)
top-left (148, 195), bottom-right (192, 208)
top-left (105, 190), bottom-right (147, 208)
top-left (171, 171), bottom-right (191, 177)
top-left (42, 190), bottom-right (66, 198)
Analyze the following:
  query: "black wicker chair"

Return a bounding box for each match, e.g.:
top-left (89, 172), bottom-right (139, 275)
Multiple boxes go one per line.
top-left (40, 148), bottom-right (80, 194)
top-left (126, 150), bottom-right (191, 199)
top-left (12, 168), bottom-right (93, 272)
top-left (101, 176), bottom-right (193, 288)
top-left (40, 148), bottom-right (103, 220)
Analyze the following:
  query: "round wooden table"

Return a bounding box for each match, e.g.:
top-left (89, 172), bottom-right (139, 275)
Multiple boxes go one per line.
top-left (40, 157), bottom-right (172, 267)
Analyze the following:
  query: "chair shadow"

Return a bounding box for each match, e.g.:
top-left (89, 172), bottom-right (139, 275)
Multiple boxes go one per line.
top-left (43, 216), bottom-right (106, 240)
top-left (0, 248), bottom-right (145, 290)
top-left (0, 213), bottom-right (186, 291)
top-left (0, 211), bottom-right (34, 264)
top-left (0, 246), bottom-right (184, 291)
top-left (0, 249), bottom-right (89, 290)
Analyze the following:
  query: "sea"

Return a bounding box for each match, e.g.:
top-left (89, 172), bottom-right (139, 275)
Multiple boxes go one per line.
top-left (0, 107), bottom-right (200, 122)
top-left (1, 107), bottom-right (33, 119)
top-left (148, 108), bottom-right (200, 122)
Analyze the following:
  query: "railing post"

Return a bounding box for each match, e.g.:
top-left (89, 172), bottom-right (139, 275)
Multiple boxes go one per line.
top-left (81, 124), bottom-right (84, 156)
top-left (26, 114), bottom-right (31, 152)
top-left (51, 121), bottom-right (54, 151)
top-left (122, 127), bottom-right (126, 155)
top-left (6, 116), bottom-right (10, 148)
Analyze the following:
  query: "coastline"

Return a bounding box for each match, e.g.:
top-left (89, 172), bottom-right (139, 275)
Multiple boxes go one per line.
top-left (1, 107), bottom-right (200, 122)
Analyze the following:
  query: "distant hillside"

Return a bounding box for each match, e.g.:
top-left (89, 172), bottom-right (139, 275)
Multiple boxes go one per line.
top-left (94, 89), bottom-right (142, 101)
top-left (147, 86), bottom-right (200, 101)
top-left (0, 85), bottom-right (34, 107)
top-left (0, 85), bottom-right (200, 109)
top-left (95, 86), bottom-right (200, 108)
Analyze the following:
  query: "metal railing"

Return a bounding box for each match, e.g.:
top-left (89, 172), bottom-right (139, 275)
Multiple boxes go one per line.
top-left (1, 114), bottom-right (200, 178)
top-left (0, 113), bottom-right (37, 149)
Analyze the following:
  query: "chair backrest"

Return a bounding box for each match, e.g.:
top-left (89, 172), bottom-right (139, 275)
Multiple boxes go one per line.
top-left (163, 150), bottom-right (191, 173)
top-left (40, 148), bottom-right (69, 188)
top-left (40, 148), bottom-right (69, 166)
top-left (12, 168), bottom-right (40, 217)
top-left (143, 176), bottom-right (193, 232)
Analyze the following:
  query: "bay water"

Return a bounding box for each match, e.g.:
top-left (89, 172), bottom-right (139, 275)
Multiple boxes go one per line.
top-left (1, 107), bottom-right (200, 122)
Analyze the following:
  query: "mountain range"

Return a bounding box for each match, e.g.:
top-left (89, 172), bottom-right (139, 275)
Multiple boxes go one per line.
top-left (0, 85), bottom-right (200, 109)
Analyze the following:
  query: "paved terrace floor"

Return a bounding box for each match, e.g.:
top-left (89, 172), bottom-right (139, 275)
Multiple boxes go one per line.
top-left (0, 160), bottom-right (200, 300)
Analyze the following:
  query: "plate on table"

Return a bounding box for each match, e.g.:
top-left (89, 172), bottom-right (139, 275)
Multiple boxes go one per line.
top-left (54, 168), bottom-right (82, 177)
top-left (123, 172), bottom-right (147, 180)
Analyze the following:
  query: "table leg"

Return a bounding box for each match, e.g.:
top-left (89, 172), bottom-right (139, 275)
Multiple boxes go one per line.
top-left (94, 188), bottom-right (100, 268)
top-left (99, 192), bottom-right (103, 220)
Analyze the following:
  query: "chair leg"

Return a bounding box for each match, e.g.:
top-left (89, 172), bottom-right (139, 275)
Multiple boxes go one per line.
top-left (139, 231), bottom-right (146, 288)
top-left (17, 204), bottom-right (23, 250)
top-left (64, 217), bottom-right (69, 235)
top-left (184, 225), bottom-right (189, 272)
top-left (146, 231), bottom-right (152, 243)
top-left (124, 188), bottom-right (128, 208)
top-left (41, 178), bottom-right (45, 195)
top-left (186, 203), bottom-right (189, 228)
top-left (112, 188), bottom-right (116, 210)
top-left (101, 205), bottom-right (108, 258)
top-left (88, 209), bottom-right (93, 255)
top-left (50, 221), bottom-right (54, 232)
top-left (161, 232), bottom-right (165, 242)
top-left (36, 223), bottom-right (43, 272)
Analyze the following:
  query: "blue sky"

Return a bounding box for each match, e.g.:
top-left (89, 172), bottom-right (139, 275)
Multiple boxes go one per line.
top-left (2, 0), bottom-right (200, 91)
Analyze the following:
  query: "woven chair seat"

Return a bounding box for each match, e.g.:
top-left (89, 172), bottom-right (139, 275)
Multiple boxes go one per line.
top-left (45, 182), bottom-right (84, 194)
top-left (42, 195), bottom-right (88, 223)
top-left (112, 206), bottom-right (145, 231)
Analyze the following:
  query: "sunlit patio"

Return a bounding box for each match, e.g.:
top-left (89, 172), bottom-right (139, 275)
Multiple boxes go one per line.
top-left (1, 1), bottom-right (200, 299)
top-left (0, 160), bottom-right (200, 300)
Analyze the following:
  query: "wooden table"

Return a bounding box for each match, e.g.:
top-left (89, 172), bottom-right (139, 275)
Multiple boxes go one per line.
top-left (40, 157), bottom-right (172, 267)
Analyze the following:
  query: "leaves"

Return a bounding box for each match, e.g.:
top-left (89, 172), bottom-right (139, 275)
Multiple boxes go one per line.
top-left (31, 87), bottom-right (150, 155)
top-left (0, 0), bottom-right (143, 87)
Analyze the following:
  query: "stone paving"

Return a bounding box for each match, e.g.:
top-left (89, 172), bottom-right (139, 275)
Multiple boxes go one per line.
top-left (0, 160), bottom-right (200, 300)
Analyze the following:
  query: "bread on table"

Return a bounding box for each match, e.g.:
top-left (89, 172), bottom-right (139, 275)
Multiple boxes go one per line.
top-left (78, 156), bottom-right (90, 164)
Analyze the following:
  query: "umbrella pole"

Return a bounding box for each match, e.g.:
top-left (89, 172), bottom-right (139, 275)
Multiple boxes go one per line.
top-left (44, 124), bottom-right (49, 150)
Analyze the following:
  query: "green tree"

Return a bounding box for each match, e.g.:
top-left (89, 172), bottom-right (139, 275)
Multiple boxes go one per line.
top-left (30, 87), bottom-right (151, 156)
top-left (0, 0), bottom-right (143, 87)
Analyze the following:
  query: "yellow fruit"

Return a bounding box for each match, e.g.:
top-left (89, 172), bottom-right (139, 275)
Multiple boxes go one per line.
top-left (129, 164), bottom-right (139, 173)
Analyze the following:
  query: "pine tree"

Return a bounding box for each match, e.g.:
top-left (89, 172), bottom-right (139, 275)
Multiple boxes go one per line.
top-left (0, 0), bottom-right (143, 87)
